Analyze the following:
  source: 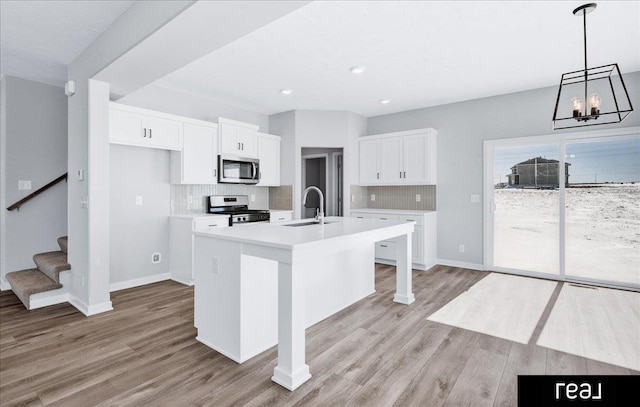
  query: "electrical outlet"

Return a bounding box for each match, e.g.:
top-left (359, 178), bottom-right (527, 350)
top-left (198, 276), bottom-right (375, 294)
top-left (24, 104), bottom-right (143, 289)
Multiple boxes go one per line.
top-left (416, 194), bottom-right (421, 202)
top-left (458, 244), bottom-right (465, 253)
top-left (371, 194), bottom-right (376, 201)
top-left (187, 195), bottom-right (193, 204)
top-left (135, 196), bottom-right (143, 206)
top-left (18, 180), bottom-right (32, 190)
top-left (152, 252), bottom-right (161, 263)
top-left (351, 195), bottom-right (355, 202)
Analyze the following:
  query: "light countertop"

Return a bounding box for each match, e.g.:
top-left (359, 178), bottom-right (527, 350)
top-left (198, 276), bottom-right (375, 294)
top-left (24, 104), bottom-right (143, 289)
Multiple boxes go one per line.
top-left (170, 213), bottom-right (230, 220)
top-left (350, 208), bottom-right (436, 215)
top-left (193, 216), bottom-right (414, 250)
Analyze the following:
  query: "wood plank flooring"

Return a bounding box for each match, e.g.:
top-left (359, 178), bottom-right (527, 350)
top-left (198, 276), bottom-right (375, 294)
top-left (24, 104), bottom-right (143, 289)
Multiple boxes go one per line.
top-left (1, 265), bottom-right (637, 406)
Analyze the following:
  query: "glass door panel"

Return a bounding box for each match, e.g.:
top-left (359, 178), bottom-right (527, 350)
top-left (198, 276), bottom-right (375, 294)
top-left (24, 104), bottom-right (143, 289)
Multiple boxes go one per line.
top-left (493, 144), bottom-right (560, 275)
top-left (565, 137), bottom-right (640, 286)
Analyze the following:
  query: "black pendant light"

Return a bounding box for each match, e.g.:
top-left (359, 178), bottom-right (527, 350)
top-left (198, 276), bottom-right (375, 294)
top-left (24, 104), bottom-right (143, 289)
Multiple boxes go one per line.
top-left (552, 3), bottom-right (634, 130)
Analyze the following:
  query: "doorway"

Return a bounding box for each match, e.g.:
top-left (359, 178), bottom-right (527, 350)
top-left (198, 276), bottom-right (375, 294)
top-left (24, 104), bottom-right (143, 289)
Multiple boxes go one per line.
top-left (301, 148), bottom-right (343, 219)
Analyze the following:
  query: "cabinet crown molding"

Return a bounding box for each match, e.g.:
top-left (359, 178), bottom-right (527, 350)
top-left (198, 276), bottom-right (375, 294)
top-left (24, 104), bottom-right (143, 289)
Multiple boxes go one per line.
top-left (218, 117), bottom-right (260, 130)
top-left (363, 127), bottom-right (438, 140)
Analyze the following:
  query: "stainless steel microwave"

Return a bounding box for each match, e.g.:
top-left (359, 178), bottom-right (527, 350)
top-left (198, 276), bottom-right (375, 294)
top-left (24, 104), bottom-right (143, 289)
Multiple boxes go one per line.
top-left (218, 155), bottom-right (260, 184)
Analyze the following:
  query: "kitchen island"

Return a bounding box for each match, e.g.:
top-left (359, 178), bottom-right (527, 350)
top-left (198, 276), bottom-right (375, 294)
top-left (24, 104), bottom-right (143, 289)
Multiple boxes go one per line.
top-left (192, 216), bottom-right (415, 391)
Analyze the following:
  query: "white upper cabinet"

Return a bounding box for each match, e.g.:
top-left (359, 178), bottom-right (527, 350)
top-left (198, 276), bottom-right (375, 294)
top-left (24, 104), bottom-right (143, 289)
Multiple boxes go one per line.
top-left (170, 121), bottom-right (218, 184)
top-left (218, 118), bottom-right (259, 158)
top-left (359, 128), bottom-right (437, 185)
top-left (359, 138), bottom-right (381, 184)
top-left (256, 133), bottom-right (281, 186)
top-left (109, 103), bottom-right (183, 150)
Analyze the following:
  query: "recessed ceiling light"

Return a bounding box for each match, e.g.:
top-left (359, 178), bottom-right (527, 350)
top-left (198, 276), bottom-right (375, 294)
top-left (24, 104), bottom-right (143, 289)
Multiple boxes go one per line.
top-left (350, 66), bottom-right (365, 74)
top-left (280, 88), bottom-right (293, 95)
top-left (379, 99), bottom-right (391, 104)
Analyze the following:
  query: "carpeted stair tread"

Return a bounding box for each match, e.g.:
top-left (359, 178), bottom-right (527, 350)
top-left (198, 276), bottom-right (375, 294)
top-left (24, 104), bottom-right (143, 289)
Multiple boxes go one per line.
top-left (33, 251), bottom-right (70, 282)
top-left (58, 236), bottom-right (68, 253)
top-left (6, 269), bottom-right (62, 309)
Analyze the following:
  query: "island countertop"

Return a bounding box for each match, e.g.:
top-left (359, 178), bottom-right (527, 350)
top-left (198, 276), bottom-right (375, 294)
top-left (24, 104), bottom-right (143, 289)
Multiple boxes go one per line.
top-left (192, 216), bottom-right (414, 250)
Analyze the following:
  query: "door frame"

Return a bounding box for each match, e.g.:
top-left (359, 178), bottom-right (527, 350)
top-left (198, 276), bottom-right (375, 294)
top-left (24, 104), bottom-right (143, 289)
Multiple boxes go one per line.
top-left (301, 153), bottom-right (329, 218)
top-left (483, 126), bottom-right (640, 290)
top-left (332, 151), bottom-right (343, 217)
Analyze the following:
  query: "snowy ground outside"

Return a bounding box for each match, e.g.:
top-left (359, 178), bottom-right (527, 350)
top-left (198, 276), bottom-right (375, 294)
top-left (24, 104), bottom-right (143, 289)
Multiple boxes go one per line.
top-left (493, 183), bottom-right (640, 286)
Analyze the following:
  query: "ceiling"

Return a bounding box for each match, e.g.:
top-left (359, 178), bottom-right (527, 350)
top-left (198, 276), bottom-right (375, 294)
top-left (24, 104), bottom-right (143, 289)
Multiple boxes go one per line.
top-left (2, 1), bottom-right (639, 117)
top-left (0, 0), bottom-right (135, 87)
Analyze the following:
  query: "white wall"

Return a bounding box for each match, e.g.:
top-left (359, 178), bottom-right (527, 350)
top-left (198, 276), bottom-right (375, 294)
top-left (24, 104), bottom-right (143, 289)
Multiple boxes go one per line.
top-left (118, 84), bottom-right (269, 131)
top-left (367, 71), bottom-right (640, 268)
top-left (270, 110), bottom-right (366, 219)
top-left (110, 145), bottom-right (170, 285)
top-left (0, 76), bottom-right (68, 289)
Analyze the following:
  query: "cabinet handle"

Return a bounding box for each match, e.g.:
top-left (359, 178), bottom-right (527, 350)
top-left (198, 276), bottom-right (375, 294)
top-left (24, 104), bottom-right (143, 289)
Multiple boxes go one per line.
top-left (237, 142), bottom-right (241, 150)
top-left (380, 244), bottom-right (388, 248)
top-left (380, 217), bottom-right (388, 220)
top-left (377, 172), bottom-right (379, 179)
top-left (143, 128), bottom-right (147, 138)
top-left (149, 129), bottom-right (152, 138)
top-left (213, 169), bottom-right (217, 177)
top-left (400, 171), bottom-right (402, 178)
top-left (404, 171), bottom-right (406, 178)
top-left (241, 143), bottom-right (244, 150)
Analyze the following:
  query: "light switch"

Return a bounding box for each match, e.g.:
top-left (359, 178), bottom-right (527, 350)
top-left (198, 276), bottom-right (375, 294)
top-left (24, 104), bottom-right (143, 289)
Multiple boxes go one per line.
top-left (250, 194), bottom-right (256, 202)
top-left (135, 196), bottom-right (143, 206)
top-left (416, 194), bottom-right (421, 202)
top-left (76, 170), bottom-right (84, 181)
top-left (370, 194), bottom-right (375, 201)
top-left (18, 180), bottom-right (32, 190)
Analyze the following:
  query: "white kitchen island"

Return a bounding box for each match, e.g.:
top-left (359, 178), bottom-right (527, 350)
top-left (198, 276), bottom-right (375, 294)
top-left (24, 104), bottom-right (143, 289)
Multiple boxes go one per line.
top-left (192, 216), bottom-right (415, 391)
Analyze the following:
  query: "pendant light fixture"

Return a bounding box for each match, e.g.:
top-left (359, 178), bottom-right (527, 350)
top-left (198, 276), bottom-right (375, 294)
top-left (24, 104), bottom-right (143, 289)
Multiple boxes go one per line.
top-left (552, 3), bottom-right (633, 130)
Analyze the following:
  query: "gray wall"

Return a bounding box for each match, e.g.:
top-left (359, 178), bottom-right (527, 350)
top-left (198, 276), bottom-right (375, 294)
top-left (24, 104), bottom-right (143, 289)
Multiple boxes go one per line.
top-left (109, 145), bottom-right (171, 285)
top-left (367, 71), bottom-right (640, 267)
top-left (0, 76), bottom-right (68, 287)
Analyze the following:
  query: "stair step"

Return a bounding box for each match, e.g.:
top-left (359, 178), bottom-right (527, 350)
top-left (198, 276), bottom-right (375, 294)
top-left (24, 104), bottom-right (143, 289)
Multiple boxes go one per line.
top-left (58, 236), bottom-right (68, 253)
top-left (33, 251), bottom-right (70, 282)
top-left (6, 269), bottom-right (62, 309)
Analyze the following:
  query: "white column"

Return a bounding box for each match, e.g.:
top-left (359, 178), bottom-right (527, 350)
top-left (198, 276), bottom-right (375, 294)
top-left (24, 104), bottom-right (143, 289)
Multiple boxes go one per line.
top-left (393, 231), bottom-right (415, 304)
top-left (271, 259), bottom-right (311, 391)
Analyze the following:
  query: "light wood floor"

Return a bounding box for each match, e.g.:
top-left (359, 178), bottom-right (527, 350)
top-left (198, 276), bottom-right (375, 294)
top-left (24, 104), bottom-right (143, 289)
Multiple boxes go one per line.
top-left (1, 265), bottom-right (637, 406)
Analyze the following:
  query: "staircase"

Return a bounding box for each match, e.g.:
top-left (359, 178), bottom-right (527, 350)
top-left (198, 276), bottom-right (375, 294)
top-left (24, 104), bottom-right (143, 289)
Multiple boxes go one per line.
top-left (6, 236), bottom-right (70, 310)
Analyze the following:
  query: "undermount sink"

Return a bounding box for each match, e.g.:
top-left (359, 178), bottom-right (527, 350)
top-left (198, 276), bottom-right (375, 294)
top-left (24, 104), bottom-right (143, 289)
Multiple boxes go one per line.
top-left (282, 221), bottom-right (334, 227)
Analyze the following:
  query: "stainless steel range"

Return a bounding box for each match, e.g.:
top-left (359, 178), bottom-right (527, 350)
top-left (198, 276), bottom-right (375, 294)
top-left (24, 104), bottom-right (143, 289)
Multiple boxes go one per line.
top-left (207, 195), bottom-right (270, 226)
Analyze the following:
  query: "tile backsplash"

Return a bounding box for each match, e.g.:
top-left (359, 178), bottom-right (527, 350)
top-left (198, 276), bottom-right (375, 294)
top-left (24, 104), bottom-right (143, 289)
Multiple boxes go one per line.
top-left (171, 184), bottom-right (269, 214)
top-left (350, 184), bottom-right (436, 211)
top-left (269, 185), bottom-right (293, 210)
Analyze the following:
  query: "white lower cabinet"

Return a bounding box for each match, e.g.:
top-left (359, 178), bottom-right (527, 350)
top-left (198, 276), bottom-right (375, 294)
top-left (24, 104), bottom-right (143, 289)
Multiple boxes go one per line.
top-left (351, 210), bottom-right (436, 270)
top-left (169, 215), bottom-right (229, 287)
top-left (269, 210), bottom-right (292, 223)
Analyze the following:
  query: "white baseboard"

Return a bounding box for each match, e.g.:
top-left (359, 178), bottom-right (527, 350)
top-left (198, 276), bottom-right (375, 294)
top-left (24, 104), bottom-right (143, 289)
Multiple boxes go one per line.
top-left (30, 293), bottom-right (70, 309)
top-left (196, 336), bottom-right (242, 363)
top-left (110, 273), bottom-right (171, 292)
top-left (0, 279), bottom-right (10, 291)
top-left (170, 277), bottom-right (194, 286)
top-left (435, 259), bottom-right (486, 271)
top-left (375, 258), bottom-right (433, 271)
top-left (69, 295), bottom-right (113, 316)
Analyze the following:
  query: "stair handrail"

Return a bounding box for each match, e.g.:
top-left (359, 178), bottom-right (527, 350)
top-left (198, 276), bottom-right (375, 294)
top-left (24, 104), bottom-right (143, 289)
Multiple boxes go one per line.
top-left (6, 173), bottom-right (68, 212)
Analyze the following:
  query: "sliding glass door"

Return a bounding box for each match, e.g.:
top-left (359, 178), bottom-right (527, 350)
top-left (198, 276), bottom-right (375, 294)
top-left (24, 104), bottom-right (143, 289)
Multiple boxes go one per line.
top-left (485, 130), bottom-right (640, 290)
top-left (565, 137), bottom-right (640, 286)
top-left (492, 144), bottom-right (560, 275)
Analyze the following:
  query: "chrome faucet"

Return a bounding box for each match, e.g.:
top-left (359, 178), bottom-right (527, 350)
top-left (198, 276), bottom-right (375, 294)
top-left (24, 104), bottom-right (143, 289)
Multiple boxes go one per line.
top-left (302, 186), bottom-right (324, 224)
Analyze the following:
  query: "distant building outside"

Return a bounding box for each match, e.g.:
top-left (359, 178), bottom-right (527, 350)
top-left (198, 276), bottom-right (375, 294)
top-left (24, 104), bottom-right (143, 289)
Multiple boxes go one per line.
top-left (507, 157), bottom-right (571, 188)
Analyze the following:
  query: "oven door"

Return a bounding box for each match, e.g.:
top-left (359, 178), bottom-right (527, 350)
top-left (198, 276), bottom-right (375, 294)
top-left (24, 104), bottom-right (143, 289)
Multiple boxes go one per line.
top-left (218, 155), bottom-right (260, 184)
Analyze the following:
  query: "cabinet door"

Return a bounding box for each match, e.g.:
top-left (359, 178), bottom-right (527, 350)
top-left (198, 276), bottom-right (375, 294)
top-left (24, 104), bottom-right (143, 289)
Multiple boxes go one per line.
top-left (380, 136), bottom-right (403, 184)
top-left (403, 133), bottom-right (429, 184)
top-left (237, 126), bottom-right (258, 157)
top-left (146, 116), bottom-right (183, 150)
top-left (257, 135), bottom-right (280, 186)
top-left (180, 123), bottom-right (218, 184)
top-left (109, 108), bottom-right (146, 144)
top-left (359, 139), bottom-right (380, 184)
top-left (219, 123), bottom-right (240, 155)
